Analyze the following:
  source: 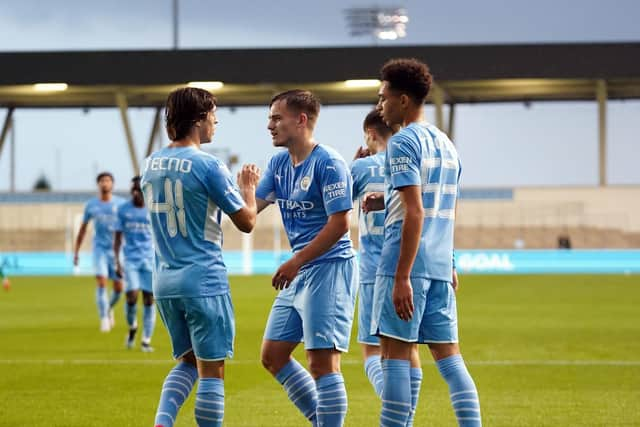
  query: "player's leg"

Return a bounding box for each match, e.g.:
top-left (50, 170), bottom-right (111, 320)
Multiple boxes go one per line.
top-left (142, 291), bottom-right (156, 352)
top-left (371, 275), bottom-right (428, 427)
top-left (140, 261), bottom-right (156, 352)
top-left (154, 299), bottom-right (198, 427)
top-left (423, 281), bottom-right (481, 427)
top-left (123, 262), bottom-right (140, 348)
top-left (302, 258), bottom-right (357, 427)
top-left (358, 282), bottom-right (383, 397)
top-left (407, 344), bottom-right (422, 427)
top-left (186, 294), bottom-right (236, 427)
top-left (93, 249), bottom-right (110, 331)
top-left (262, 272), bottom-right (318, 425)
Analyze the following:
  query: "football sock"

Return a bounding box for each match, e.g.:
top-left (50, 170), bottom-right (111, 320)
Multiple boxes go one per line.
top-left (154, 361), bottom-right (198, 427)
top-left (436, 354), bottom-right (481, 427)
top-left (275, 359), bottom-right (318, 425)
top-left (195, 377), bottom-right (224, 427)
top-left (380, 359), bottom-right (411, 427)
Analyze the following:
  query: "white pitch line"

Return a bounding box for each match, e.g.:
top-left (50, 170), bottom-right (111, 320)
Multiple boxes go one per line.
top-left (0, 359), bottom-right (639, 366)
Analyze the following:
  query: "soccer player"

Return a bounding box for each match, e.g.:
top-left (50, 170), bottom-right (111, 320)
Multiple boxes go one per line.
top-left (142, 87), bottom-right (259, 427)
top-left (371, 58), bottom-right (481, 427)
top-left (113, 176), bottom-right (156, 352)
top-left (350, 109), bottom-right (391, 398)
top-left (74, 172), bottom-right (124, 332)
top-left (254, 90), bottom-right (357, 427)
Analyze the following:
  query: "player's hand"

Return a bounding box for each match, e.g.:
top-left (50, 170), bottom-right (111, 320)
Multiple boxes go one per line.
top-left (353, 146), bottom-right (371, 160)
top-left (393, 277), bottom-right (414, 322)
top-left (362, 192), bottom-right (384, 213)
top-left (237, 164), bottom-right (261, 190)
top-left (73, 253), bottom-right (79, 266)
top-left (115, 262), bottom-right (123, 279)
top-left (451, 268), bottom-right (459, 292)
top-left (272, 257), bottom-right (302, 290)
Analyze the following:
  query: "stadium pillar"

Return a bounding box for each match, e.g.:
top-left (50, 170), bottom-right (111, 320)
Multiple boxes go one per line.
top-left (115, 93), bottom-right (140, 176)
top-left (596, 80), bottom-right (607, 186)
top-left (0, 107), bottom-right (15, 162)
top-left (432, 84), bottom-right (445, 130)
top-left (146, 106), bottom-right (163, 158)
top-left (448, 102), bottom-right (456, 140)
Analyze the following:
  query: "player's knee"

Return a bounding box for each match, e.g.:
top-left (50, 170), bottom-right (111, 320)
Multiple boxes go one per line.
top-left (307, 351), bottom-right (339, 379)
top-left (428, 342), bottom-right (459, 361)
top-left (142, 291), bottom-right (154, 306)
top-left (126, 291), bottom-right (137, 305)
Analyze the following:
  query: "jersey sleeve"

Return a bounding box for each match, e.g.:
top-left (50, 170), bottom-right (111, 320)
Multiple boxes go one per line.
top-left (82, 201), bottom-right (93, 224)
top-left (320, 156), bottom-right (353, 216)
top-left (388, 133), bottom-right (421, 189)
top-left (203, 160), bottom-right (246, 215)
top-left (256, 156), bottom-right (276, 203)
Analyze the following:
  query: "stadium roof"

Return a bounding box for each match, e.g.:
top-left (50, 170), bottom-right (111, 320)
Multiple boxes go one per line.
top-left (1, 42), bottom-right (640, 107)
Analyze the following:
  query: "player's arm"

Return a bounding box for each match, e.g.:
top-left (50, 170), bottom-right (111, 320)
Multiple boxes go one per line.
top-left (113, 231), bottom-right (124, 277)
top-left (394, 185), bottom-right (423, 320)
top-left (73, 222), bottom-right (88, 266)
top-left (256, 198), bottom-right (271, 214)
top-left (229, 164), bottom-right (260, 233)
top-left (272, 209), bottom-right (350, 290)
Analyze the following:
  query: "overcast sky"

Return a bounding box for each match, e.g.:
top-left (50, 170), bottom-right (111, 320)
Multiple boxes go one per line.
top-left (1, 0), bottom-right (639, 191)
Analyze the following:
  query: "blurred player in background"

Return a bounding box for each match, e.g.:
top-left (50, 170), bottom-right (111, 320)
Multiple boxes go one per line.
top-left (370, 58), bottom-right (481, 426)
top-left (113, 176), bottom-right (156, 352)
top-left (255, 90), bottom-right (357, 427)
top-left (142, 87), bottom-right (259, 427)
top-left (73, 172), bottom-right (124, 332)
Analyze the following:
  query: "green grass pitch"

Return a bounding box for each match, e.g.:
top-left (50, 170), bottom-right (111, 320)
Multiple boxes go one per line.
top-left (0, 274), bottom-right (639, 426)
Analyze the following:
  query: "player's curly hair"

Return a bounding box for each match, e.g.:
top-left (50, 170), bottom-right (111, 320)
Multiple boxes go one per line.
top-left (270, 89), bottom-right (320, 129)
top-left (380, 58), bottom-right (432, 104)
top-left (165, 87), bottom-right (217, 141)
top-left (363, 109), bottom-right (393, 138)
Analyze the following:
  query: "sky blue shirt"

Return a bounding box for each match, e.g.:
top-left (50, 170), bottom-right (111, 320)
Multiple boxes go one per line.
top-left (114, 200), bottom-right (154, 265)
top-left (350, 151), bottom-right (385, 283)
top-left (141, 146), bottom-right (245, 298)
top-left (82, 196), bottom-right (125, 251)
top-left (378, 123), bottom-right (461, 282)
top-left (256, 144), bottom-right (354, 265)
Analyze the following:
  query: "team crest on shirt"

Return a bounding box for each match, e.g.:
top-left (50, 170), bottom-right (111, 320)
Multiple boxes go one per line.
top-left (300, 176), bottom-right (312, 191)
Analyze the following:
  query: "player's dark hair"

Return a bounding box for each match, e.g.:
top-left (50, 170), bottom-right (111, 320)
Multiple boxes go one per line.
top-left (96, 171), bottom-right (114, 183)
top-left (380, 58), bottom-right (432, 104)
top-left (131, 176), bottom-right (141, 189)
top-left (363, 109), bottom-right (393, 138)
top-left (165, 87), bottom-right (217, 141)
top-left (270, 89), bottom-right (320, 129)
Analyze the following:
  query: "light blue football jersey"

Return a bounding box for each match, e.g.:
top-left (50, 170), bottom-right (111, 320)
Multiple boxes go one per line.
top-left (350, 152), bottom-right (385, 283)
top-left (114, 200), bottom-right (154, 265)
top-left (256, 144), bottom-right (354, 264)
top-left (82, 196), bottom-right (125, 250)
top-left (141, 146), bottom-right (245, 299)
top-left (377, 122), bottom-right (461, 282)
